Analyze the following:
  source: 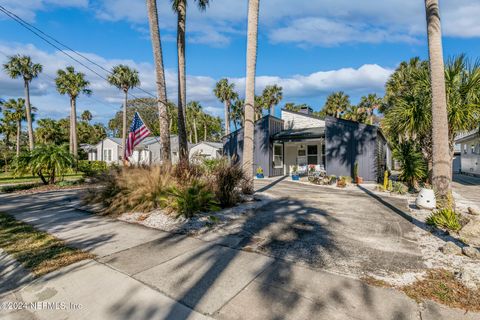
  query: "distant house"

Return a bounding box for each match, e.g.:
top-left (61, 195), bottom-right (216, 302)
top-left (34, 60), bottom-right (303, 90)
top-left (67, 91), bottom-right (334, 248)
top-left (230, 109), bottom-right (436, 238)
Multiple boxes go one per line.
top-left (189, 142), bottom-right (223, 161)
top-left (455, 130), bottom-right (480, 176)
top-left (223, 108), bottom-right (391, 182)
top-left (88, 135), bottom-right (217, 165)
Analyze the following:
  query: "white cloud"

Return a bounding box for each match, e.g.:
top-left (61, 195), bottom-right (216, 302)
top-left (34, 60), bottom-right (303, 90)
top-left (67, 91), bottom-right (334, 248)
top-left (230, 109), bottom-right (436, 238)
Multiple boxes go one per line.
top-left (93, 0), bottom-right (480, 47)
top-left (0, 0), bottom-right (88, 22)
top-left (1, 43), bottom-right (393, 122)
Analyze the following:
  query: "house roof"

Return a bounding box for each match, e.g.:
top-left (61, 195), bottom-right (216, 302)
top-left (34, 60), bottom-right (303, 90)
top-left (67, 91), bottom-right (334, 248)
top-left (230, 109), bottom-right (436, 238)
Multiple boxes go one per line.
top-left (455, 129), bottom-right (479, 143)
top-left (272, 127), bottom-right (325, 141)
top-left (191, 141), bottom-right (223, 149)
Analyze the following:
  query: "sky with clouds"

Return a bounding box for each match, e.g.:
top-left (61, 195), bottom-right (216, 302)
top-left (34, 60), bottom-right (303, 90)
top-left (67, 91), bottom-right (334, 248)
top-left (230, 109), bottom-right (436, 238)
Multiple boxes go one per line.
top-left (0, 0), bottom-right (480, 126)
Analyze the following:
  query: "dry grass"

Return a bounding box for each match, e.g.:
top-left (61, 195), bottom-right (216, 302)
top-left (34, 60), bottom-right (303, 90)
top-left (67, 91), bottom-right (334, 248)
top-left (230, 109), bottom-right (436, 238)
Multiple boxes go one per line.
top-left (0, 212), bottom-right (94, 276)
top-left (361, 276), bottom-right (393, 288)
top-left (401, 269), bottom-right (480, 312)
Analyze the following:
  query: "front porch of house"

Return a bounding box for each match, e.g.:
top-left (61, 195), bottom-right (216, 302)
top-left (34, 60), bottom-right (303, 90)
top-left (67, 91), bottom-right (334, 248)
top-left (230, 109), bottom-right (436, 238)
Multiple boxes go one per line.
top-left (272, 127), bottom-right (326, 176)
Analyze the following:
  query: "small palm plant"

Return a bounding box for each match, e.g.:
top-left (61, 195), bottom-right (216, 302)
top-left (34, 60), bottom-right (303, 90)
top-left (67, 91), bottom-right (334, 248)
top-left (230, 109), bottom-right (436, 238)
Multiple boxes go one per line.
top-left (2, 98), bottom-right (26, 156)
top-left (168, 179), bottom-right (219, 218)
top-left (426, 208), bottom-right (461, 231)
top-left (15, 144), bottom-right (74, 185)
top-left (393, 141), bottom-right (427, 189)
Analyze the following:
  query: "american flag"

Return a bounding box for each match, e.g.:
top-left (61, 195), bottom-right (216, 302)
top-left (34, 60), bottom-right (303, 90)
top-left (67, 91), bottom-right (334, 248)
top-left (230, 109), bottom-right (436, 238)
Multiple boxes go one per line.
top-left (125, 112), bottom-right (151, 160)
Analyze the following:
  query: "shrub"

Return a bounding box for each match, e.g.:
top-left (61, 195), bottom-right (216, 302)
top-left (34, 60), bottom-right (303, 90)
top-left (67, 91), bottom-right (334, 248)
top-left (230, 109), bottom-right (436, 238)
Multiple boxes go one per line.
top-left (383, 170), bottom-right (389, 191)
top-left (392, 181), bottom-right (408, 195)
top-left (393, 141), bottom-right (427, 189)
top-left (212, 161), bottom-right (245, 207)
top-left (78, 160), bottom-right (107, 176)
top-left (426, 208), bottom-right (461, 231)
top-left (168, 179), bottom-right (220, 218)
top-left (202, 158), bottom-right (226, 173)
top-left (388, 179), bottom-right (393, 191)
top-left (256, 167), bottom-right (263, 175)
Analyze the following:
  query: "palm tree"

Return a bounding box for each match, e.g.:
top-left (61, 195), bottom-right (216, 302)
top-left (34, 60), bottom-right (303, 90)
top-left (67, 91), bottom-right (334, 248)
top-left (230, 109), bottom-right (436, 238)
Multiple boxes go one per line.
top-left (107, 65), bottom-right (140, 163)
top-left (3, 98), bottom-right (26, 156)
top-left (343, 105), bottom-right (367, 123)
top-left (322, 91), bottom-right (351, 118)
top-left (3, 55), bottom-right (42, 150)
top-left (81, 110), bottom-right (92, 122)
top-left (187, 101), bottom-right (201, 143)
top-left (262, 84), bottom-right (283, 115)
top-left (171, 0), bottom-right (210, 162)
top-left (214, 78), bottom-right (238, 135)
top-left (55, 66), bottom-right (91, 158)
top-left (35, 118), bottom-right (65, 145)
top-left (425, 0), bottom-right (452, 207)
top-left (243, 0), bottom-right (260, 187)
top-left (254, 95), bottom-right (265, 120)
top-left (230, 97), bottom-right (245, 131)
top-left (358, 93), bottom-right (382, 124)
top-left (147, 0), bottom-right (171, 163)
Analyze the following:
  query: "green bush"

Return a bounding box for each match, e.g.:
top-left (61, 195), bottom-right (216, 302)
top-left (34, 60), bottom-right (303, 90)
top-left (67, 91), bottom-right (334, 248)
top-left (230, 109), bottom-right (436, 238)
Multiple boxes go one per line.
top-left (393, 141), bottom-right (427, 189)
top-left (392, 181), bottom-right (408, 194)
top-left (426, 208), bottom-right (461, 231)
top-left (169, 179), bottom-right (220, 218)
top-left (78, 160), bottom-right (107, 176)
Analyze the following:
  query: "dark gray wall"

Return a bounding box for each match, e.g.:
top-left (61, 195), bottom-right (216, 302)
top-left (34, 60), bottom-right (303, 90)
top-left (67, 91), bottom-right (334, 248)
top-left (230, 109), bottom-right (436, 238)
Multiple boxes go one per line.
top-left (325, 117), bottom-right (379, 181)
top-left (223, 115), bottom-right (284, 177)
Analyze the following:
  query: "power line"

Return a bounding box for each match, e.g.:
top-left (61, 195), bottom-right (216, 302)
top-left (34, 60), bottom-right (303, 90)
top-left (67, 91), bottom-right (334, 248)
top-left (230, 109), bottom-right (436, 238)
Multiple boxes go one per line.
top-left (0, 5), bottom-right (163, 103)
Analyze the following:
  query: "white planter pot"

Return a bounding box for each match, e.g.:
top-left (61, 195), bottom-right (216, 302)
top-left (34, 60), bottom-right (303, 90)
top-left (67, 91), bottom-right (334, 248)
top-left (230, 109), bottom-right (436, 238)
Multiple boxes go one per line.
top-left (416, 188), bottom-right (436, 210)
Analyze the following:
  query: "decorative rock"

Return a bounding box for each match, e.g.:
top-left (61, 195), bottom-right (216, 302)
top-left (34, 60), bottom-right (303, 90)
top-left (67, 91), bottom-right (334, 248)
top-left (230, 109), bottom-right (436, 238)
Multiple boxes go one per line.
top-left (459, 219), bottom-right (480, 246)
top-left (455, 267), bottom-right (480, 290)
top-left (462, 246), bottom-right (480, 260)
top-left (468, 207), bottom-right (479, 216)
top-left (440, 241), bottom-right (462, 255)
top-left (415, 188), bottom-right (436, 210)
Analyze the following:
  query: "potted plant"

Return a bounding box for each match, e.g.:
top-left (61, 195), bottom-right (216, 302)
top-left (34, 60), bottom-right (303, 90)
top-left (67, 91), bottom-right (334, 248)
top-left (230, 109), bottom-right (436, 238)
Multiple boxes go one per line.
top-left (291, 165), bottom-right (300, 181)
top-left (336, 176), bottom-right (346, 188)
top-left (353, 162), bottom-right (363, 184)
top-left (256, 167), bottom-right (264, 179)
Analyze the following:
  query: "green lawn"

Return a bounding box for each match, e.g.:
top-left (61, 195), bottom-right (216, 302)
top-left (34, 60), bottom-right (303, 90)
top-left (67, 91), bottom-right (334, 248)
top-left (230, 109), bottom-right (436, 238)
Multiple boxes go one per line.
top-left (0, 172), bottom-right (84, 185)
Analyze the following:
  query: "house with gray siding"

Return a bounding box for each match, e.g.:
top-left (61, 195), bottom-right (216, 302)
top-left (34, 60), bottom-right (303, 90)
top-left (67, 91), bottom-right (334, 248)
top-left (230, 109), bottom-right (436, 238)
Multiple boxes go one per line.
top-left (223, 108), bottom-right (390, 182)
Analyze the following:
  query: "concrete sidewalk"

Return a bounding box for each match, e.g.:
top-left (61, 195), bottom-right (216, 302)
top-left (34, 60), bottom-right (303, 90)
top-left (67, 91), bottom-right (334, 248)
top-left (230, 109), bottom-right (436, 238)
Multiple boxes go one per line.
top-left (0, 190), bottom-right (478, 320)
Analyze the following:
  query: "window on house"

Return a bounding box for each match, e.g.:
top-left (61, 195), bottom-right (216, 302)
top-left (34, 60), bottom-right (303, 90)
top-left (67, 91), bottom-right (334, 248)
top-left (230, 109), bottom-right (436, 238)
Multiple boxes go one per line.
top-left (273, 144), bottom-right (283, 168)
top-left (307, 145), bottom-right (318, 165)
top-left (464, 144), bottom-right (467, 154)
top-left (472, 144), bottom-right (476, 154)
top-left (103, 149), bottom-right (112, 162)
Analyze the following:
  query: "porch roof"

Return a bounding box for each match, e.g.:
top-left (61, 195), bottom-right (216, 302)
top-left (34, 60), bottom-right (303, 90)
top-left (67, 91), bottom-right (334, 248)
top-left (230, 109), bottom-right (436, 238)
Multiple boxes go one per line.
top-left (272, 127), bottom-right (325, 141)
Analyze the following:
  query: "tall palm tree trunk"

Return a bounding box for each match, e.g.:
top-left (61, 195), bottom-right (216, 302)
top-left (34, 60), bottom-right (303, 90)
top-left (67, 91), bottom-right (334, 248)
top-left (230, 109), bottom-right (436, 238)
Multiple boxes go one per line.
top-left (24, 81), bottom-right (34, 150)
top-left (425, 0), bottom-right (451, 207)
top-left (16, 120), bottom-right (21, 156)
top-left (243, 0), bottom-right (260, 187)
top-left (176, 0), bottom-right (189, 162)
top-left (122, 90), bottom-right (128, 164)
top-left (224, 101), bottom-right (230, 135)
top-left (69, 102), bottom-right (73, 153)
top-left (193, 118), bottom-right (198, 144)
top-left (204, 122), bottom-right (207, 141)
top-left (71, 98), bottom-right (78, 158)
top-left (146, 0), bottom-right (171, 163)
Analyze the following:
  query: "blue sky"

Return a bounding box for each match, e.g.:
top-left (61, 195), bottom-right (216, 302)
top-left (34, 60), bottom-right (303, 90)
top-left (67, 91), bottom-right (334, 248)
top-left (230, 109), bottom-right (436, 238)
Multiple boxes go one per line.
top-left (1, 0), bottom-right (480, 125)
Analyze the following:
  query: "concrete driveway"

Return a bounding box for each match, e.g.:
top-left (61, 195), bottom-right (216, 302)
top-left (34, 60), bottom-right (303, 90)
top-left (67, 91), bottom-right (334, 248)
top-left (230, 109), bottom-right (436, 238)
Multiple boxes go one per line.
top-left (453, 174), bottom-right (480, 208)
top-left (212, 178), bottom-right (426, 278)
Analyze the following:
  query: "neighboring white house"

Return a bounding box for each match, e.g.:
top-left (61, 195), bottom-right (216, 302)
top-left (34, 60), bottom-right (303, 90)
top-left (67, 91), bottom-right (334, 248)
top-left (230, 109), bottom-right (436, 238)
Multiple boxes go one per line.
top-left (88, 137), bottom-right (123, 164)
top-left (456, 130), bottom-right (480, 176)
top-left (189, 142), bottom-right (223, 162)
top-left (88, 135), bottom-right (220, 165)
top-left (281, 108), bottom-right (325, 130)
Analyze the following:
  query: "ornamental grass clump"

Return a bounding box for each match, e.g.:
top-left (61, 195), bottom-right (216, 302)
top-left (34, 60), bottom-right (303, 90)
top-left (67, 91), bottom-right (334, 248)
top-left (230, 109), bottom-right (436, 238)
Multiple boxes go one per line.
top-left (426, 208), bottom-right (461, 231)
top-left (211, 161), bottom-right (245, 208)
